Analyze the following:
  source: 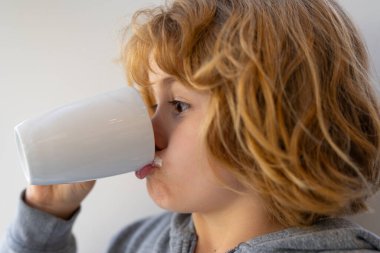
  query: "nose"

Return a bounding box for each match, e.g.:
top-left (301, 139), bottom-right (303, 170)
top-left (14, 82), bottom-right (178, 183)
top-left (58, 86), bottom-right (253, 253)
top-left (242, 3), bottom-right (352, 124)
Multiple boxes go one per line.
top-left (151, 112), bottom-right (167, 152)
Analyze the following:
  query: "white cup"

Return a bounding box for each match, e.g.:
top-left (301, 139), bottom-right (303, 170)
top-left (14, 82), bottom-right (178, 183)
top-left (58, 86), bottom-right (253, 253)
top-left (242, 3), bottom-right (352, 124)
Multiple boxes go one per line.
top-left (14, 87), bottom-right (154, 185)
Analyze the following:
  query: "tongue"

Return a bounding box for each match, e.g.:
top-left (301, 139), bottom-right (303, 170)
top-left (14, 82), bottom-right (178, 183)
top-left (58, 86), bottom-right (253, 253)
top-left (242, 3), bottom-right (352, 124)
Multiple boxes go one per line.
top-left (135, 165), bottom-right (155, 179)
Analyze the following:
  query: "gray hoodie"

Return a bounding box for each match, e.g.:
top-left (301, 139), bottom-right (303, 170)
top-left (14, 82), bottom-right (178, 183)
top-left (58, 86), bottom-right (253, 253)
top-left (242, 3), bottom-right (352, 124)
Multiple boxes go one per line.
top-left (109, 212), bottom-right (380, 253)
top-left (1, 194), bottom-right (380, 253)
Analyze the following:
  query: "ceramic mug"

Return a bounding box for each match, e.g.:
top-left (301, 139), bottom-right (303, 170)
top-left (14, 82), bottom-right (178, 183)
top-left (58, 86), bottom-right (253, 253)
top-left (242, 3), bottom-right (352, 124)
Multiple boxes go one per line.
top-left (14, 87), bottom-right (154, 185)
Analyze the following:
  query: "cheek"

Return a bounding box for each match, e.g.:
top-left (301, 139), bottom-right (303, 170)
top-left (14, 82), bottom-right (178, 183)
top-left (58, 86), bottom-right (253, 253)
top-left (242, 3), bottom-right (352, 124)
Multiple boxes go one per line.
top-left (168, 127), bottom-right (202, 166)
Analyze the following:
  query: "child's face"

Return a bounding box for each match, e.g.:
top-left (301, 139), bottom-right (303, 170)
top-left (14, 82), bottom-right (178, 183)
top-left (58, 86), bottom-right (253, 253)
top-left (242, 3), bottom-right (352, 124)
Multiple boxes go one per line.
top-left (143, 61), bottom-right (241, 213)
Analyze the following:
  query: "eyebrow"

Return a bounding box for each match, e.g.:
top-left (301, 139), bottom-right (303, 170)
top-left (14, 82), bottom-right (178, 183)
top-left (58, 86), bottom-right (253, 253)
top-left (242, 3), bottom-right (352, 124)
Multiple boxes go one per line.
top-left (149, 76), bottom-right (177, 97)
top-left (152, 76), bottom-right (176, 86)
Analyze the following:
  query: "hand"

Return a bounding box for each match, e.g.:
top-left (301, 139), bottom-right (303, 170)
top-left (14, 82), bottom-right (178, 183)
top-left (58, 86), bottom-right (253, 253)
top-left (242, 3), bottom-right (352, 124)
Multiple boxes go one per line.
top-left (25, 180), bottom-right (96, 220)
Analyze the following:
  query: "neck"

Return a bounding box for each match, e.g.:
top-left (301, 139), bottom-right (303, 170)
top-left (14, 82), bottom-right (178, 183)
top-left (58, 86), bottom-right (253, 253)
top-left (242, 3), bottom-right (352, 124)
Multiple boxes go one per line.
top-left (192, 195), bottom-right (284, 253)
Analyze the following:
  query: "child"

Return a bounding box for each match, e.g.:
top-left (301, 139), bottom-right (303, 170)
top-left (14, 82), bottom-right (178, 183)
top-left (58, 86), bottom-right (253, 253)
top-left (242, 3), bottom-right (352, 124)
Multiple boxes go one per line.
top-left (2, 0), bottom-right (380, 252)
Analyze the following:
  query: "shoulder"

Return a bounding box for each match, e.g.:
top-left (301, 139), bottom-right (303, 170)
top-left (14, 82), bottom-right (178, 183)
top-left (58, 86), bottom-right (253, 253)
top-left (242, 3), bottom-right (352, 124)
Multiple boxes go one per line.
top-left (106, 212), bottom-right (194, 253)
top-left (239, 218), bottom-right (380, 252)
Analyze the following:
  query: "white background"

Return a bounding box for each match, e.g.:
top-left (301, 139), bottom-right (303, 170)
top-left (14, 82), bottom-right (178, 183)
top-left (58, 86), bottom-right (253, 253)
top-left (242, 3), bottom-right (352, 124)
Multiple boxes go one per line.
top-left (0, 0), bottom-right (379, 252)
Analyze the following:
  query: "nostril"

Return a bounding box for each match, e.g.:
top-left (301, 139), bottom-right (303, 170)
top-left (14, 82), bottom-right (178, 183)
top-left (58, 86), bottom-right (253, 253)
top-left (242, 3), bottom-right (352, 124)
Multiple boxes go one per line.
top-left (155, 145), bottom-right (162, 152)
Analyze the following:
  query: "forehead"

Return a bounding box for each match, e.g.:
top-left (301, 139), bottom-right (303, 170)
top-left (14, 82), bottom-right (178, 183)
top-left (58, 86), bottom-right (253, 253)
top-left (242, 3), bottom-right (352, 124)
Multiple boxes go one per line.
top-left (148, 58), bottom-right (173, 83)
top-left (148, 60), bottom-right (175, 92)
top-left (147, 58), bottom-right (210, 99)
top-left (147, 59), bottom-right (185, 94)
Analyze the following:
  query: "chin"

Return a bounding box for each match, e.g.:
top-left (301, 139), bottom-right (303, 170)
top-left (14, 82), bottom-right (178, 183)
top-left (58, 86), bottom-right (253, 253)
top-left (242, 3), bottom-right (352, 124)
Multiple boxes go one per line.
top-left (147, 188), bottom-right (191, 213)
top-left (146, 179), bottom-right (169, 209)
top-left (146, 177), bottom-right (196, 213)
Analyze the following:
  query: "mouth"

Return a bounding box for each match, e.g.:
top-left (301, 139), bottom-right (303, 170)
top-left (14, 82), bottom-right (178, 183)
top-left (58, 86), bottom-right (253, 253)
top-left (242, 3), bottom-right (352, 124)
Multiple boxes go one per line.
top-left (135, 156), bottom-right (162, 179)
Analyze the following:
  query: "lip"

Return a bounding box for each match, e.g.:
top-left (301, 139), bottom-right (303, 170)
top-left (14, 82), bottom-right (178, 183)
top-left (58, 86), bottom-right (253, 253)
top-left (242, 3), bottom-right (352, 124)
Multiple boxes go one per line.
top-left (135, 156), bottom-right (162, 179)
top-left (135, 164), bottom-right (157, 179)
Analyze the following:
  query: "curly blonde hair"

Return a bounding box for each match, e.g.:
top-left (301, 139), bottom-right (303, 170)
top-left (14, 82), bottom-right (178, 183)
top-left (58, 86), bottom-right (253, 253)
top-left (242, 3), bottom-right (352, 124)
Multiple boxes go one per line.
top-left (122, 0), bottom-right (380, 226)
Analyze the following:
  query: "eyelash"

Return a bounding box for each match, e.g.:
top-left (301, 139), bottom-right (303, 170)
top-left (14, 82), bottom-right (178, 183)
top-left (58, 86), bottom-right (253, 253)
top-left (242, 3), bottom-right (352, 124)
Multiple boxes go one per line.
top-left (150, 100), bottom-right (190, 115)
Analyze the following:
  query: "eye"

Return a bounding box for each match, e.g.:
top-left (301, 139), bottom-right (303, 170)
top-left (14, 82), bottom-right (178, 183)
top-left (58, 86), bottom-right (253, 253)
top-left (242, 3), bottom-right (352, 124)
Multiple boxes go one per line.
top-left (168, 100), bottom-right (190, 115)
